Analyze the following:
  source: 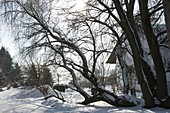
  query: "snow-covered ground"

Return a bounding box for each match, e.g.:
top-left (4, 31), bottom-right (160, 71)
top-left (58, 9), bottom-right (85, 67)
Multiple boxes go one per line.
top-left (0, 87), bottom-right (169, 113)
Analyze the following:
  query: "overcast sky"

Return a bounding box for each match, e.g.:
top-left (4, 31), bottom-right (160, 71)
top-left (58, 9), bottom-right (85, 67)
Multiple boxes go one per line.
top-left (0, 22), bottom-right (18, 59)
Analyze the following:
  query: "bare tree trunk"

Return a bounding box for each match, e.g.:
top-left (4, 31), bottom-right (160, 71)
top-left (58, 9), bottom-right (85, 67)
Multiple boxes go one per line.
top-left (116, 43), bottom-right (129, 95)
top-left (163, 0), bottom-right (170, 47)
top-left (125, 0), bottom-right (154, 98)
top-left (128, 66), bottom-right (136, 97)
top-left (122, 68), bottom-right (129, 94)
top-left (138, 0), bottom-right (168, 100)
top-left (141, 59), bottom-right (156, 97)
top-left (112, 0), bottom-right (155, 108)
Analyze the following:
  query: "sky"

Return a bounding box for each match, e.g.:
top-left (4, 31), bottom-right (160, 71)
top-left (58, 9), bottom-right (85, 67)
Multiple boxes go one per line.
top-left (0, 22), bottom-right (17, 57)
top-left (0, 0), bottom-right (88, 61)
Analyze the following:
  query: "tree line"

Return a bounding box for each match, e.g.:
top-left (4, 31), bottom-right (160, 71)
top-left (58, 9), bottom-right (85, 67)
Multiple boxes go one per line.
top-left (0, 47), bottom-right (53, 90)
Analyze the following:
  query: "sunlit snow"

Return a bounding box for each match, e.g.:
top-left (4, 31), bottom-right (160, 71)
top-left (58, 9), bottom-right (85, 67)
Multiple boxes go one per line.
top-left (0, 87), bottom-right (169, 113)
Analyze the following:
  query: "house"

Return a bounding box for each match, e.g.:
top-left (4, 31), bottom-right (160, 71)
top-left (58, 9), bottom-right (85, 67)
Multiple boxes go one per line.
top-left (106, 42), bottom-right (139, 95)
top-left (107, 39), bottom-right (170, 94)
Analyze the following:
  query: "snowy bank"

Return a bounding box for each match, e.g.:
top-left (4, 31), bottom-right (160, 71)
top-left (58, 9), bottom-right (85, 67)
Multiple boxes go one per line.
top-left (0, 87), bottom-right (169, 113)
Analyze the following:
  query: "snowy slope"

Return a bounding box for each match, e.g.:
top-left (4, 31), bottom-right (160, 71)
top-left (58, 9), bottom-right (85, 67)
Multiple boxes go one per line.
top-left (0, 87), bottom-right (169, 113)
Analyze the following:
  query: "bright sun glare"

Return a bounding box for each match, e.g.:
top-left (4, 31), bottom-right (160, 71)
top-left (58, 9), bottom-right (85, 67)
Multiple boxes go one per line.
top-left (0, 0), bottom-right (88, 59)
top-left (69, 0), bottom-right (88, 11)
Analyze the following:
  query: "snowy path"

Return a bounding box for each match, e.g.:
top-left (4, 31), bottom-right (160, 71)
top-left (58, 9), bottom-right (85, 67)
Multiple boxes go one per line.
top-left (0, 87), bottom-right (169, 113)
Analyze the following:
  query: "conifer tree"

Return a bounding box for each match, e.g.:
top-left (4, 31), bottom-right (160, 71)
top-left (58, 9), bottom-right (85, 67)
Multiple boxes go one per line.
top-left (0, 47), bottom-right (13, 87)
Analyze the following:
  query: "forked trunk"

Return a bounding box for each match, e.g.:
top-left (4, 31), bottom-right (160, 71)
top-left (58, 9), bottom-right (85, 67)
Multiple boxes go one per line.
top-left (113, 0), bottom-right (155, 108)
top-left (138, 0), bottom-right (168, 100)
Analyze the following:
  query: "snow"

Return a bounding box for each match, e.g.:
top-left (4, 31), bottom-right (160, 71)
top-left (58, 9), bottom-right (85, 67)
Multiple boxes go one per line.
top-left (0, 87), bottom-right (169, 113)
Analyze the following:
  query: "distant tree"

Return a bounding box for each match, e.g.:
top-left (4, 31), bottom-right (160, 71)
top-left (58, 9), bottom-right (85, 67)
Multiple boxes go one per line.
top-left (40, 66), bottom-right (53, 87)
top-left (25, 61), bottom-right (53, 87)
top-left (0, 47), bottom-right (13, 72)
top-left (0, 47), bottom-right (14, 87)
top-left (12, 63), bottom-right (24, 87)
top-left (26, 63), bottom-right (40, 87)
top-left (13, 63), bottom-right (22, 81)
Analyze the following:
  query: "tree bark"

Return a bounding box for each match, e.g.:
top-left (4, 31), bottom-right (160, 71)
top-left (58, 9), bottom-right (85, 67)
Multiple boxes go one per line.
top-left (141, 59), bottom-right (156, 97)
top-left (112, 0), bottom-right (155, 108)
top-left (116, 43), bottom-right (129, 95)
top-left (125, 0), bottom-right (156, 98)
top-left (163, 0), bottom-right (170, 47)
top-left (138, 0), bottom-right (168, 100)
top-left (81, 87), bottom-right (136, 107)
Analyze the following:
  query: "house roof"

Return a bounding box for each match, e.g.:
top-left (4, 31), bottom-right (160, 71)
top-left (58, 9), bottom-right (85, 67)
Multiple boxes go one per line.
top-left (106, 48), bottom-right (116, 64)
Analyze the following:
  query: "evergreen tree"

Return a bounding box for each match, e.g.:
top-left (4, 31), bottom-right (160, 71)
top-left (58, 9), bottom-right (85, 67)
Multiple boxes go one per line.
top-left (12, 63), bottom-right (24, 87)
top-left (40, 67), bottom-right (53, 87)
top-left (26, 64), bottom-right (40, 86)
top-left (0, 47), bottom-right (13, 87)
top-left (0, 47), bottom-right (13, 72)
top-left (25, 64), bottom-right (53, 87)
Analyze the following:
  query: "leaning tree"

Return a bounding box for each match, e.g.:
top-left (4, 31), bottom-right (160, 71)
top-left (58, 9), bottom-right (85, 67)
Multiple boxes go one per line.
top-left (0, 0), bottom-right (138, 107)
top-left (73, 0), bottom-right (170, 108)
